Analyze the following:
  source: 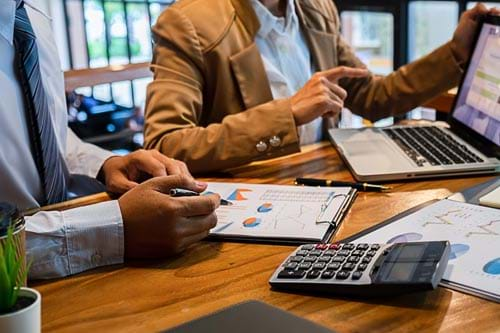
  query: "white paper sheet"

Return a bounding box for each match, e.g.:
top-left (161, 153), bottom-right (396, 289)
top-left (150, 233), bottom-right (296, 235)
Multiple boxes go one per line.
top-left (205, 182), bottom-right (353, 241)
top-left (353, 199), bottom-right (500, 300)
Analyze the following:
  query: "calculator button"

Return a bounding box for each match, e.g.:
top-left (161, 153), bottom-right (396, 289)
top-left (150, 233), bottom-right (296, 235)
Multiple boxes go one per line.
top-left (341, 244), bottom-right (356, 250)
top-left (332, 256), bottom-right (346, 263)
top-left (321, 270), bottom-right (336, 279)
top-left (327, 263), bottom-right (341, 270)
top-left (336, 271), bottom-right (350, 280)
top-left (337, 250), bottom-right (350, 256)
top-left (302, 245), bottom-right (315, 250)
top-left (296, 250), bottom-right (309, 256)
top-left (347, 256), bottom-right (360, 263)
top-left (361, 256), bottom-right (372, 263)
top-left (289, 256), bottom-right (304, 262)
top-left (278, 269), bottom-right (306, 279)
top-left (304, 256), bottom-right (318, 262)
top-left (356, 244), bottom-right (369, 250)
top-left (309, 250), bottom-right (322, 256)
top-left (298, 262), bottom-right (312, 270)
top-left (324, 250), bottom-right (336, 256)
top-left (357, 263), bottom-right (368, 271)
top-left (312, 262), bottom-right (326, 270)
top-left (367, 250), bottom-right (378, 257)
top-left (306, 270), bottom-right (321, 279)
top-left (317, 256), bottom-right (332, 262)
top-left (342, 263), bottom-right (355, 271)
top-left (329, 244), bottom-right (341, 250)
top-left (352, 271), bottom-right (363, 280)
top-left (352, 250), bottom-right (363, 256)
top-left (316, 244), bottom-right (328, 250)
top-left (284, 262), bottom-right (298, 270)
top-left (370, 244), bottom-right (381, 250)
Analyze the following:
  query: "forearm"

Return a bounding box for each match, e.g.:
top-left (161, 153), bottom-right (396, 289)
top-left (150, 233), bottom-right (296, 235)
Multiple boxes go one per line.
top-left (145, 99), bottom-right (300, 173)
top-left (343, 42), bottom-right (463, 122)
top-left (26, 201), bottom-right (123, 280)
top-left (65, 128), bottom-right (115, 178)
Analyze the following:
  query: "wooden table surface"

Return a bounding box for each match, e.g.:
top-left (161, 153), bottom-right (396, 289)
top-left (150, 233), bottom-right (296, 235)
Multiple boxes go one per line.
top-left (33, 142), bottom-right (499, 333)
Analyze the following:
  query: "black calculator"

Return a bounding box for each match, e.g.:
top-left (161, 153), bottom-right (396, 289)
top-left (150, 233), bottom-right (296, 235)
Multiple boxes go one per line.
top-left (269, 241), bottom-right (450, 297)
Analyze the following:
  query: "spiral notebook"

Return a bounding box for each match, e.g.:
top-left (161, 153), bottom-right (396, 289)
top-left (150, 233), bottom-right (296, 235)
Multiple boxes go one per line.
top-left (205, 182), bottom-right (357, 244)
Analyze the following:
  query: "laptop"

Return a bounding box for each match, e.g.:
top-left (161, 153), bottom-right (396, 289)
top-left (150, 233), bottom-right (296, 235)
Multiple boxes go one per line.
top-left (328, 15), bottom-right (500, 182)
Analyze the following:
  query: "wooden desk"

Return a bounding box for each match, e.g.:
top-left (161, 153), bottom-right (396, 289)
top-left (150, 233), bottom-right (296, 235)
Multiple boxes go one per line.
top-left (33, 143), bottom-right (499, 332)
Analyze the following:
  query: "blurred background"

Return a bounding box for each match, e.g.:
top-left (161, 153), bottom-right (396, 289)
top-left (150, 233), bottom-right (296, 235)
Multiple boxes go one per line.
top-left (36, 0), bottom-right (499, 153)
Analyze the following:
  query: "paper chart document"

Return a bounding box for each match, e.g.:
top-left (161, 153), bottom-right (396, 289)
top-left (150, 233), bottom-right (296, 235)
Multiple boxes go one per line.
top-left (352, 199), bottom-right (500, 301)
top-left (205, 182), bottom-right (355, 242)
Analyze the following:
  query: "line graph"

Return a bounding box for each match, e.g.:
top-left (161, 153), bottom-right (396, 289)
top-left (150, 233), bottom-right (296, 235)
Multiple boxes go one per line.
top-left (466, 220), bottom-right (500, 238)
top-left (271, 204), bottom-right (311, 230)
top-left (352, 199), bottom-right (500, 299)
top-left (422, 209), bottom-right (462, 227)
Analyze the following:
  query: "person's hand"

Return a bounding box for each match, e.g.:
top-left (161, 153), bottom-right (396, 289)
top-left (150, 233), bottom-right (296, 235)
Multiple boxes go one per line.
top-left (451, 3), bottom-right (500, 65)
top-left (100, 149), bottom-right (191, 194)
top-left (290, 66), bottom-right (369, 126)
top-left (118, 175), bottom-right (220, 258)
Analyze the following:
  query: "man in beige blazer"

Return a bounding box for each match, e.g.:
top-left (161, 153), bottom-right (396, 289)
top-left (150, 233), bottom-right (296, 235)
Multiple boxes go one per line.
top-left (144, 0), bottom-right (492, 173)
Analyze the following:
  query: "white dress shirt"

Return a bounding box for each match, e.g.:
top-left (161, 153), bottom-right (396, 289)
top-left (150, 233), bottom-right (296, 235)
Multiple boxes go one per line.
top-left (251, 0), bottom-right (323, 145)
top-left (0, 0), bottom-right (124, 279)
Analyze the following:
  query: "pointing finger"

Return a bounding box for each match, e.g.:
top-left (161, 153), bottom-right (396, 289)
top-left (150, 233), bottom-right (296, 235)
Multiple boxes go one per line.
top-left (322, 66), bottom-right (369, 83)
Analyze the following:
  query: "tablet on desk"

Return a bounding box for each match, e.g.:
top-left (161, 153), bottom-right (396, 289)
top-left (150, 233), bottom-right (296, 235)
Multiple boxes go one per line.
top-left (163, 300), bottom-right (335, 333)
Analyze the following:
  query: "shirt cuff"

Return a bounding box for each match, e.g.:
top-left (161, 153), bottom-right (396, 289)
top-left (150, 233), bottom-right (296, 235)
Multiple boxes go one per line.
top-left (64, 200), bottom-right (124, 275)
top-left (27, 200), bottom-right (124, 279)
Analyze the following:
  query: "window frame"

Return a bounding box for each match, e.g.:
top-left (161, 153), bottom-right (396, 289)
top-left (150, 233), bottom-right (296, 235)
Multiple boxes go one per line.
top-left (335, 0), bottom-right (478, 69)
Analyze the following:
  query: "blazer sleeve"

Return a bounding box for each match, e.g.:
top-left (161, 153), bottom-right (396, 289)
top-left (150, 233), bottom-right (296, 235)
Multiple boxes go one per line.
top-left (329, 5), bottom-right (463, 122)
top-left (143, 8), bottom-right (300, 173)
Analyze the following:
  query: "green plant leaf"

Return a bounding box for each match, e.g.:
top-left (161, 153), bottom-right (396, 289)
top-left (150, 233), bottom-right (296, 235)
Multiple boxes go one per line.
top-left (0, 225), bottom-right (25, 313)
top-left (0, 240), bottom-right (13, 312)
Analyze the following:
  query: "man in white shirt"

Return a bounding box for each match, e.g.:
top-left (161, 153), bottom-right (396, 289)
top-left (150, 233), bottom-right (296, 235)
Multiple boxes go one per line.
top-left (1, 0), bottom-right (220, 279)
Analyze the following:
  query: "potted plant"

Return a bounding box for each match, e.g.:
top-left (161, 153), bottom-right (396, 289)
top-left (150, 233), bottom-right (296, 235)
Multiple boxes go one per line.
top-left (0, 203), bottom-right (40, 333)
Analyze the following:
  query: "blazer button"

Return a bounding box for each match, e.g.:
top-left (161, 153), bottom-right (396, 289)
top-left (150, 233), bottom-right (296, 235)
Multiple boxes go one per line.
top-left (256, 141), bottom-right (268, 152)
top-left (269, 136), bottom-right (281, 148)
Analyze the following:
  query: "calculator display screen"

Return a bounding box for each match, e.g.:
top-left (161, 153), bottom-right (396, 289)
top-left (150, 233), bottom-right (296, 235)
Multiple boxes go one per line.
top-left (376, 243), bottom-right (429, 282)
top-left (384, 262), bottom-right (418, 282)
top-left (396, 244), bottom-right (426, 260)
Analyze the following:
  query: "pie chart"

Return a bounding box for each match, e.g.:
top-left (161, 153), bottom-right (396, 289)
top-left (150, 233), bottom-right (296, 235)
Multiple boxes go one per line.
top-left (243, 217), bottom-right (261, 228)
top-left (257, 203), bottom-right (273, 213)
top-left (387, 232), bottom-right (423, 244)
top-left (227, 189), bottom-right (252, 201)
top-left (449, 244), bottom-right (469, 260)
top-left (483, 258), bottom-right (500, 275)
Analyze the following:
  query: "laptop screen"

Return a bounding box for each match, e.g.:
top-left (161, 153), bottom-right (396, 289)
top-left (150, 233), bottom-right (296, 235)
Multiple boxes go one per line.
top-left (452, 22), bottom-right (500, 147)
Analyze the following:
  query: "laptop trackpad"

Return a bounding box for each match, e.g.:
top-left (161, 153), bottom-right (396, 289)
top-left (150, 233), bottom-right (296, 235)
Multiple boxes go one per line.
top-left (342, 139), bottom-right (413, 173)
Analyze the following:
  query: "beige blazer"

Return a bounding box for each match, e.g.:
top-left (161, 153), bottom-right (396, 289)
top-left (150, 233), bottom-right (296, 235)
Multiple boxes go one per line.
top-left (144, 0), bottom-right (462, 173)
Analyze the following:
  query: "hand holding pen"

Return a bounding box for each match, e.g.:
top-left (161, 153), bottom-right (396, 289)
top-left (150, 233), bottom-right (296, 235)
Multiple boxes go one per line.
top-left (170, 188), bottom-right (232, 205)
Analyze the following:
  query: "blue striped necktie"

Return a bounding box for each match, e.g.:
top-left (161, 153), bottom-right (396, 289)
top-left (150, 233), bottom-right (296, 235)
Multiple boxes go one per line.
top-left (14, 0), bottom-right (67, 205)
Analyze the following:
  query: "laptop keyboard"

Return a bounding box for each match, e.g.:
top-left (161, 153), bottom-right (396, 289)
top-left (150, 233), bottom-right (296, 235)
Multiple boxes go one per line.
top-left (382, 127), bottom-right (485, 167)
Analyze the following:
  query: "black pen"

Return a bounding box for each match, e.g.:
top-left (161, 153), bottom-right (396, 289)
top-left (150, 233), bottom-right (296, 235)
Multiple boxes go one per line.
top-left (170, 188), bottom-right (233, 205)
top-left (295, 178), bottom-right (391, 192)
